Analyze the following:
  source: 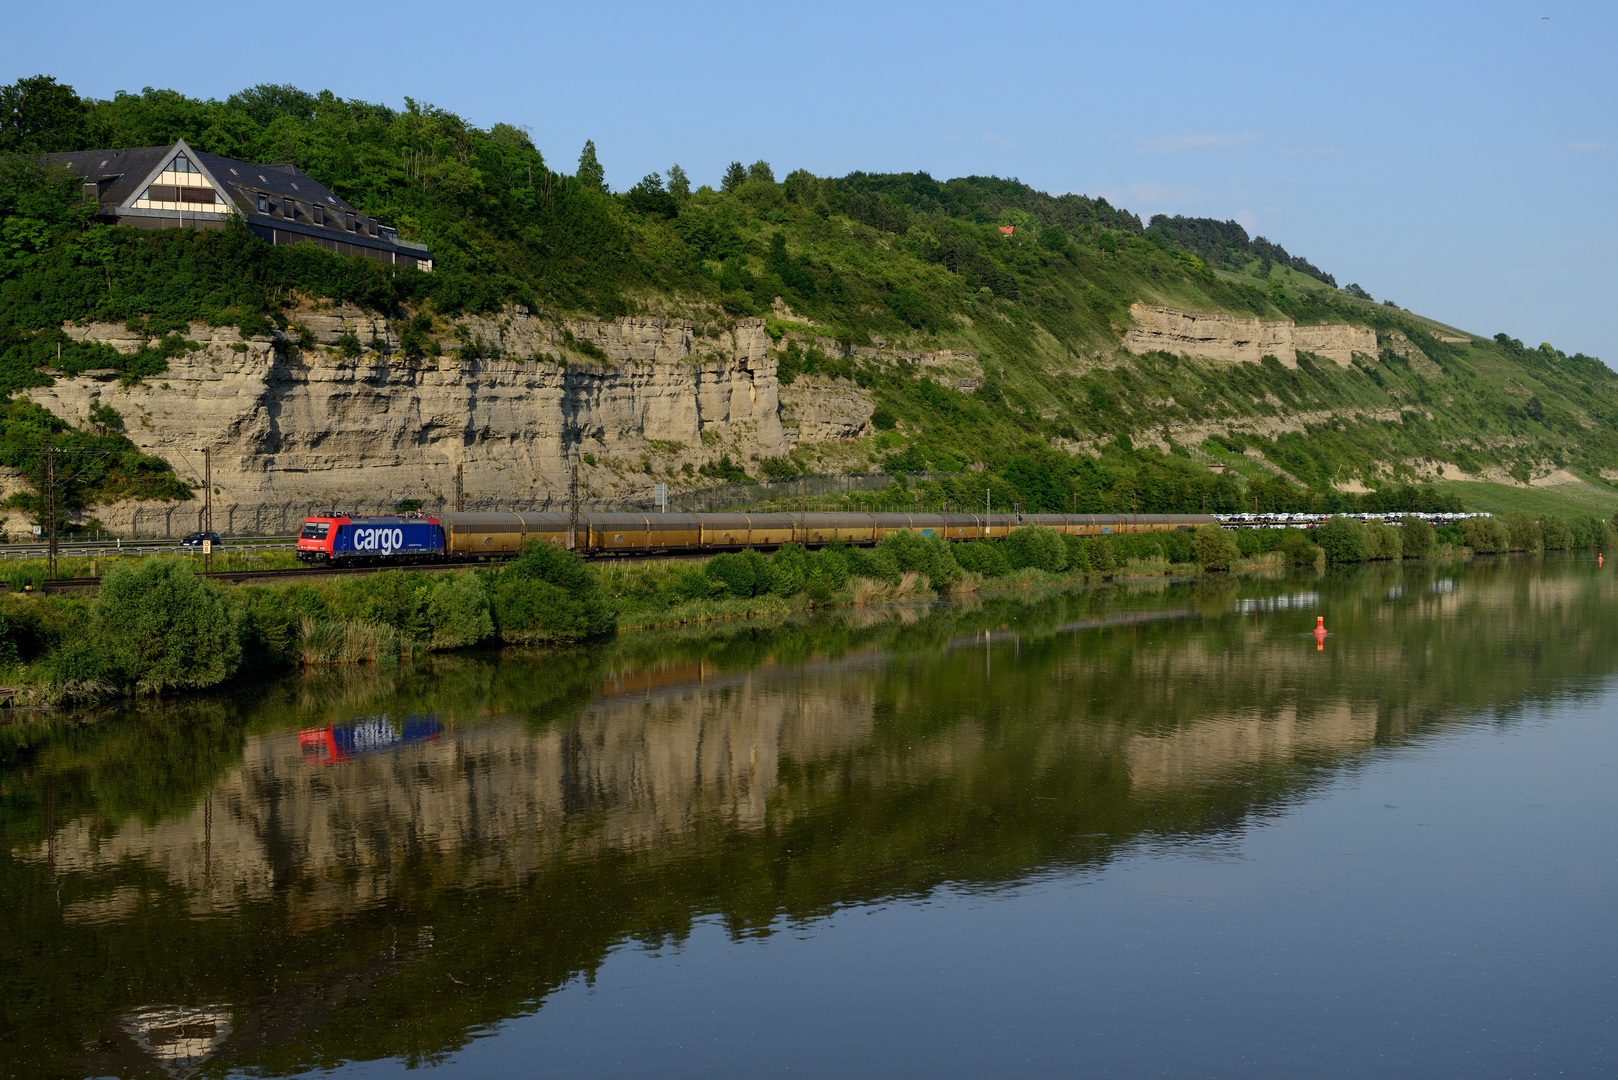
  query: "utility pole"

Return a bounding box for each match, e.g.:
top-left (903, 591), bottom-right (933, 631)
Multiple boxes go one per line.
top-left (203, 446), bottom-right (213, 573)
top-left (455, 463), bottom-right (464, 512)
top-left (568, 462), bottom-right (580, 550)
top-left (45, 439), bottom-right (56, 581)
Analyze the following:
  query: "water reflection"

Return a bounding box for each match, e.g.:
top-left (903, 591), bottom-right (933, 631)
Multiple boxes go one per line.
top-left (114, 1006), bottom-right (231, 1078)
top-left (2, 556), bottom-right (1615, 1077)
top-left (298, 714), bottom-right (443, 765)
top-left (1233, 589), bottom-right (1318, 612)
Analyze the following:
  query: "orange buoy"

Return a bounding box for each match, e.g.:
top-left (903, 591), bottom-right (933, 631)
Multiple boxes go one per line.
top-left (1600, 553), bottom-right (1605, 567)
top-left (1314, 615), bottom-right (1328, 651)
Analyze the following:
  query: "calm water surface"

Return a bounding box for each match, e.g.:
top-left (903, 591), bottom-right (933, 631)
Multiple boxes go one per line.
top-left (3, 557), bottom-right (1616, 1078)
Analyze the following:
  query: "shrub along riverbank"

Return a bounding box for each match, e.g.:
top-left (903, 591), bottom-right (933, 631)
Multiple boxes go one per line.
top-left (2, 515), bottom-right (1611, 707)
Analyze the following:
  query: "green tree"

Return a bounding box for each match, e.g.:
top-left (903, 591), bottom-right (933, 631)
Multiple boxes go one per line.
top-left (625, 172), bottom-right (675, 219)
top-left (1399, 516), bottom-right (1436, 558)
top-left (1191, 524), bottom-right (1241, 571)
top-left (878, 531), bottom-right (963, 588)
top-left (955, 539), bottom-right (1010, 577)
top-left (722, 161), bottom-right (747, 192)
top-left (1004, 526), bottom-right (1067, 572)
top-left (93, 558), bottom-right (243, 693)
top-left (1315, 516), bottom-right (1367, 563)
top-left (1541, 515), bottom-right (1573, 551)
top-left (666, 164), bottom-right (690, 200)
top-left (1279, 528), bottom-right (1320, 565)
top-left (490, 541), bottom-right (614, 643)
top-left (705, 549), bottom-right (771, 597)
top-left (1503, 512), bottom-right (1543, 553)
top-left (1461, 516), bottom-right (1509, 554)
top-left (424, 571), bottom-right (493, 650)
top-left (767, 544), bottom-right (808, 596)
top-left (1363, 520), bottom-right (1403, 560)
top-left (576, 139), bottom-right (606, 192)
top-left (747, 160), bottom-right (775, 184)
top-left (0, 75), bottom-right (90, 152)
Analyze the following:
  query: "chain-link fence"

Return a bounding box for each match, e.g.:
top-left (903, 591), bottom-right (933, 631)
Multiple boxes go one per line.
top-left (107, 472), bottom-right (955, 538)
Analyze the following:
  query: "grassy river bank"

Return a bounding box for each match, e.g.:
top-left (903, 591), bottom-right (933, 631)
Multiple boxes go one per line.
top-left (2, 514), bottom-right (1609, 708)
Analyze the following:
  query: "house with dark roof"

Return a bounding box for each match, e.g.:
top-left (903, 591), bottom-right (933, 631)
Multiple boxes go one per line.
top-left (45, 139), bottom-right (432, 271)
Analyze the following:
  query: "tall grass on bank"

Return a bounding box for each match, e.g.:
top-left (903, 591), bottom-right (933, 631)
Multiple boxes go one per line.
top-left (6, 518), bottom-right (1615, 708)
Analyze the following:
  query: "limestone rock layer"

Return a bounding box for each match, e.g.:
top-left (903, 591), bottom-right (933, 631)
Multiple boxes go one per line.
top-left (20, 312), bottom-right (873, 533)
top-left (1124, 303), bottom-right (1377, 368)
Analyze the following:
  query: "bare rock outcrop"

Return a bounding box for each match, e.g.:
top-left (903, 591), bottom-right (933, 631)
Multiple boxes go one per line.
top-left (779, 376), bottom-right (875, 444)
top-left (19, 311), bottom-right (818, 535)
top-left (1124, 303), bottom-right (1376, 368)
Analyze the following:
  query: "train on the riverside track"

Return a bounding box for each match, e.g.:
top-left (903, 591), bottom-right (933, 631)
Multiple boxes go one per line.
top-left (295, 511), bottom-right (1217, 565)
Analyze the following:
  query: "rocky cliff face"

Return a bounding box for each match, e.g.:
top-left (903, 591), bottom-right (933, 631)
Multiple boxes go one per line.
top-left (1123, 303), bottom-right (1378, 368)
top-left (18, 309), bottom-right (870, 535)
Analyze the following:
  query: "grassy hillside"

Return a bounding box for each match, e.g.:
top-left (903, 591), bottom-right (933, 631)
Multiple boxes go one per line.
top-left (2, 75), bottom-right (1617, 520)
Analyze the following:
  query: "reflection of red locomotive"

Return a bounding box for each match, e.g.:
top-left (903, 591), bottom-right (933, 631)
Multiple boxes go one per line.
top-left (298, 715), bottom-right (442, 765)
top-left (298, 511), bottom-right (1216, 564)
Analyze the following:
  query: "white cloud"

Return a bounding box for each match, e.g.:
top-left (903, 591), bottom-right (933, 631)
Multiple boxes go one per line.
top-left (1235, 210), bottom-right (1259, 235)
top-left (1570, 141), bottom-right (1612, 152)
top-left (1140, 131), bottom-right (1259, 154)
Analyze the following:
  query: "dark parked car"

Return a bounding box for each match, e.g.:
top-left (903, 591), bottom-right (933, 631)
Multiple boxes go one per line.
top-left (179, 532), bottom-right (223, 548)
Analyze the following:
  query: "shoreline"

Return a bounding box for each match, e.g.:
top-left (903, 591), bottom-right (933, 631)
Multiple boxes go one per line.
top-left (0, 543), bottom-right (1551, 717)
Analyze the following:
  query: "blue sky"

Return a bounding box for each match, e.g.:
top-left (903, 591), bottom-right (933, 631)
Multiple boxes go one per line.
top-left (4, 0), bottom-right (1614, 362)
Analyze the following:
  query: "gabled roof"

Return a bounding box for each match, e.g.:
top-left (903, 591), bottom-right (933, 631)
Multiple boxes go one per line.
top-left (46, 144), bottom-right (171, 206)
top-left (44, 140), bottom-right (428, 261)
top-left (47, 139), bottom-right (356, 215)
top-left (193, 150), bottom-right (357, 214)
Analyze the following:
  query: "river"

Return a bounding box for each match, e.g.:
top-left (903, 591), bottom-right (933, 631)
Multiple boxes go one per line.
top-left (2, 556), bottom-right (1614, 1078)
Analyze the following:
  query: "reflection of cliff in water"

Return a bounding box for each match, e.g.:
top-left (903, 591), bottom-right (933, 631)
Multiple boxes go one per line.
top-left (4, 556), bottom-right (1616, 1077)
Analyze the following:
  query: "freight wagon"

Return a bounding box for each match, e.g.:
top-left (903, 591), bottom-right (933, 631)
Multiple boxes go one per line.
top-left (297, 511), bottom-right (1215, 564)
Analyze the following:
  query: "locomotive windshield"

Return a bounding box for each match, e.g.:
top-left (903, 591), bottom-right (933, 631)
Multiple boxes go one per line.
top-left (300, 522), bottom-right (331, 540)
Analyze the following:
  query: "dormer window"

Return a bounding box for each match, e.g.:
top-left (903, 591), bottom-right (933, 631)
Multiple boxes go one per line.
top-left (257, 195), bottom-right (267, 213)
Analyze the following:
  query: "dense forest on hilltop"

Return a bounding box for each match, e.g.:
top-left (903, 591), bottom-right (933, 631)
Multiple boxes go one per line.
top-left (2, 74), bottom-right (1617, 522)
